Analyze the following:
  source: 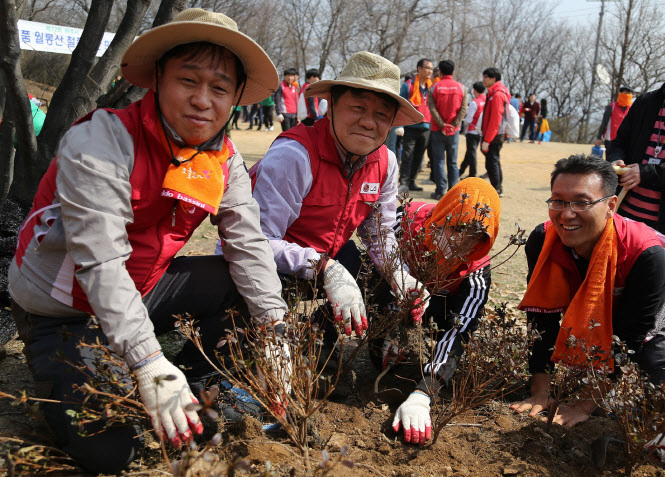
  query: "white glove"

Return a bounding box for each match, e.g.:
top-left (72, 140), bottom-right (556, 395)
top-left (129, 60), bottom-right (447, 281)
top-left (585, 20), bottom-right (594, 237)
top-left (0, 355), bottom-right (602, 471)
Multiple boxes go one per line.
top-left (263, 336), bottom-right (292, 417)
top-left (391, 268), bottom-right (430, 323)
top-left (276, 113), bottom-right (285, 123)
top-left (392, 391), bottom-right (432, 445)
top-left (395, 127), bottom-right (405, 137)
top-left (323, 260), bottom-right (367, 336)
top-left (134, 354), bottom-right (202, 447)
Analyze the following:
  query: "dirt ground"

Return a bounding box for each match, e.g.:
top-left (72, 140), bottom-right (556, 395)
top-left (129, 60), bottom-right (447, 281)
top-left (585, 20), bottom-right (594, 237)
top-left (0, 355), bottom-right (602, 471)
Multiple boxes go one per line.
top-left (1, 121), bottom-right (662, 476)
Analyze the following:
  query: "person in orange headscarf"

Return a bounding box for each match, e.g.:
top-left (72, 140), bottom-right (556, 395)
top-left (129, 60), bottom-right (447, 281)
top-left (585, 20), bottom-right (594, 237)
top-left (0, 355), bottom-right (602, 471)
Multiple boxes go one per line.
top-left (511, 154), bottom-right (665, 428)
top-left (387, 178), bottom-right (501, 445)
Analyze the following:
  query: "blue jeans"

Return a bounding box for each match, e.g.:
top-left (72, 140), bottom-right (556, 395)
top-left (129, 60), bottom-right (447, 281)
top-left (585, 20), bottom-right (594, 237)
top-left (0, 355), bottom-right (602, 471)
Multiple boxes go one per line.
top-left (431, 130), bottom-right (460, 195)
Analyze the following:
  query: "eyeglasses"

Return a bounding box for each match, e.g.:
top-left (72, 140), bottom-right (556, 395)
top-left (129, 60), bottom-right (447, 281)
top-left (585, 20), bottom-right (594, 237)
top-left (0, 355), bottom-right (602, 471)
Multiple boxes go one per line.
top-left (546, 195), bottom-right (613, 212)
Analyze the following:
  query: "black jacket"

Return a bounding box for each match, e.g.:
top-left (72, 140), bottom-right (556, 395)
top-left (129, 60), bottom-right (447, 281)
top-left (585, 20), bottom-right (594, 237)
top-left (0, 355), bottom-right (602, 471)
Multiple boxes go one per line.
top-left (608, 83), bottom-right (665, 232)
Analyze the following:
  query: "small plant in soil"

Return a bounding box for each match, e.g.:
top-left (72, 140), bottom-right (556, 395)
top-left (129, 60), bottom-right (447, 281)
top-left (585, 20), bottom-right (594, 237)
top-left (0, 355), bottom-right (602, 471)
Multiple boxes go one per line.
top-left (543, 323), bottom-right (609, 431)
top-left (427, 303), bottom-right (537, 444)
top-left (587, 337), bottom-right (665, 475)
top-left (179, 295), bottom-right (345, 474)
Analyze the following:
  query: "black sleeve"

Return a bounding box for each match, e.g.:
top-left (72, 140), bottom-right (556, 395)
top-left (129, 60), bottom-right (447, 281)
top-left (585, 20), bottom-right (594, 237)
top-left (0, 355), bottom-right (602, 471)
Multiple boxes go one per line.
top-left (306, 96), bottom-right (318, 118)
top-left (597, 104), bottom-right (612, 141)
top-left (614, 246), bottom-right (665, 354)
top-left (416, 265), bottom-right (491, 394)
top-left (524, 224), bottom-right (561, 373)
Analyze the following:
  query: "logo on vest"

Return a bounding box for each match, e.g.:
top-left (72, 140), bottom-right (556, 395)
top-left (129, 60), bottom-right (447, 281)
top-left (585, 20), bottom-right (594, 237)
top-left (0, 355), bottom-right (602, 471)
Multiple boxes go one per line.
top-left (360, 182), bottom-right (379, 194)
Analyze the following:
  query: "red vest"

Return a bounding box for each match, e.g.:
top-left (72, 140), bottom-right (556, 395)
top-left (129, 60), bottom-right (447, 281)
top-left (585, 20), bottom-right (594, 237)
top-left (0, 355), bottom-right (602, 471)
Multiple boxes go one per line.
top-left (403, 202), bottom-right (489, 293)
top-left (608, 101), bottom-right (631, 140)
top-left (430, 75), bottom-right (465, 132)
top-left (407, 78), bottom-right (432, 125)
top-left (280, 80), bottom-right (299, 115)
top-left (250, 117), bottom-right (389, 258)
top-left (468, 94), bottom-right (486, 132)
top-left (301, 82), bottom-right (319, 119)
top-left (16, 91), bottom-right (231, 312)
top-left (542, 214), bottom-right (662, 308)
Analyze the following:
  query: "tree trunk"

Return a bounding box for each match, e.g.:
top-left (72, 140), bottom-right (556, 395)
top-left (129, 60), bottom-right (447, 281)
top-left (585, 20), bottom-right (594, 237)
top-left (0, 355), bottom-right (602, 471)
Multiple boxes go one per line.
top-left (12, 0), bottom-right (114, 206)
top-left (67, 0), bottom-right (151, 123)
top-left (0, 0), bottom-right (38, 205)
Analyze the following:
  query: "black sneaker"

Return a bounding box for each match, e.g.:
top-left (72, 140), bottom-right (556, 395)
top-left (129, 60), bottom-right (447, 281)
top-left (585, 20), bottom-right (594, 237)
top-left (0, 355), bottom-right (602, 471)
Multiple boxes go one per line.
top-left (408, 182), bottom-right (423, 191)
top-left (430, 191), bottom-right (444, 200)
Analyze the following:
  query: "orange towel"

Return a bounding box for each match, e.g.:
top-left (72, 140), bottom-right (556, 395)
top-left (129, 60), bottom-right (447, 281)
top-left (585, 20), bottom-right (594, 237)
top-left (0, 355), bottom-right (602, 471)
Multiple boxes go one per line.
top-left (409, 76), bottom-right (432, 106)
top-left (519, 218), bottom-right (617, 372)
top-left (158, 126), bottom-right (230, 214)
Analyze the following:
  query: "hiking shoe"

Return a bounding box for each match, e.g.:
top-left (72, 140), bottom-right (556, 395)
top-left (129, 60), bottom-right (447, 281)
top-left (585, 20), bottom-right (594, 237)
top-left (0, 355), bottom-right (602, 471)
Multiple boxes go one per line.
top-left (408, 182), bottom-right (423, 191)
top-left (216, 380), bottom-right (267, 423)
top-left (430, 191), bottom-right (444, 200)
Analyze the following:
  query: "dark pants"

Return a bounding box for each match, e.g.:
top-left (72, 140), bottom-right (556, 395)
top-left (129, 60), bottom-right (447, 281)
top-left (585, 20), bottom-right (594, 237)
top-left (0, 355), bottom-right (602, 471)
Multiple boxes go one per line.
top-left (482, 138), bottom-right (504, 193)
top-left (604, 140), bottom-right (615, 159)
top-left (399, 128), bottom-right (430, 185)
top-left (521, 119), bottom-right (536, 141)
top-left (280, 114), bottom-right (298, 132)
top-left (459, 133), bottom-right (481, 177)
top-left (262, 106), bottom-right (274, 128)
top-left (231, 109), bottom-right (241, 129)
top-left (430, 130), bottom-right (460, 195)
top-left (12, 255), bottom-right (244, 474)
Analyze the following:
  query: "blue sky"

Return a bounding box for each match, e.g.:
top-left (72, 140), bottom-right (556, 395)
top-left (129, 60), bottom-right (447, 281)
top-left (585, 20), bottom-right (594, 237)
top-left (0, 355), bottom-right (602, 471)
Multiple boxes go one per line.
top-left (551, 0), bottom-right (616, 26)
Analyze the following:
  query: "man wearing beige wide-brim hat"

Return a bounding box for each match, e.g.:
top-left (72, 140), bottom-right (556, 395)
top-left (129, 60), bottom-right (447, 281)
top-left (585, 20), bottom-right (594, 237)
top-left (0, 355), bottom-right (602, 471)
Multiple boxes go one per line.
top-left (8, 9), bottom-right (290, 473)
top-left (244, 51), bottom-right (429, 345)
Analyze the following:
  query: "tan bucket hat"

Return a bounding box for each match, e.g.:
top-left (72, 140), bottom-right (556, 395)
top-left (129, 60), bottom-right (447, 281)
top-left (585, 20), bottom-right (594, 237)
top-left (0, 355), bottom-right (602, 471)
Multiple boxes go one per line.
top-left (304, 51), bottom-right (424, 127)
top-left (121, 8), bottom-right (278, 106)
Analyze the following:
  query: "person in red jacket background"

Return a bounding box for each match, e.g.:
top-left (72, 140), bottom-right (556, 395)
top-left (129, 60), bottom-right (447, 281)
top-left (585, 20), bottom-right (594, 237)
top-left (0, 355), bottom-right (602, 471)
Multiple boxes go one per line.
top-left (275, 67), bottom-right (299, 131)
top-left (595, 85), bottom-right (633, 157)
top-left (480, 67), bottom-right (511, 197)
top-left (427, 59), bottom-right (468, 200)
top-left (459, 81), bottom-right (486, 178)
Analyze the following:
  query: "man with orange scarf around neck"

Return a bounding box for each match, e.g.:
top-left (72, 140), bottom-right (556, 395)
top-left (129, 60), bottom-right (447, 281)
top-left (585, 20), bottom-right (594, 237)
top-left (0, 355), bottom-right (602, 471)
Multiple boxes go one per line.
top-left (398, 58), bottom-right (434, 194)
top-left (8, 9), bottom-right (289, 474)
top-left (512, 155), bottom-right (665, 427)
top-left (389, 178), bottom-right (501, 445)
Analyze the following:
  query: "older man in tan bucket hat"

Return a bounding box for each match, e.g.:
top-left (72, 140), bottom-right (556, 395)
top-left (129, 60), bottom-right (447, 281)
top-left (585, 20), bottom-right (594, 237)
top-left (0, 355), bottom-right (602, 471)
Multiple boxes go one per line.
top-left (237, 51), bottom-right (428, 360)
top-left (8, 9), bottom-right (290, 473)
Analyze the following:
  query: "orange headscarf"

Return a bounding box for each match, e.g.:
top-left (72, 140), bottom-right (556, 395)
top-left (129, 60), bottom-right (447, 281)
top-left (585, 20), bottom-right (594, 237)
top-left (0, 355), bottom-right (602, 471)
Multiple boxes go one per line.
top-left (409, 76), bottom-right (433, 106)
top-left (519, 218), bottom-right (617, 372)
top-left (617, 92), bottom-right (633, 108)
top-left (423, 178), bottom-right (501, 264)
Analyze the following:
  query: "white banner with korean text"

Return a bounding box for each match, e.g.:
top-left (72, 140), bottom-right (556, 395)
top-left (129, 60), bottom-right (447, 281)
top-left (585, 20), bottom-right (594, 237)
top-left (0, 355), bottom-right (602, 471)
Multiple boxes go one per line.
top-left (17, 19), bottom-right (115, 57)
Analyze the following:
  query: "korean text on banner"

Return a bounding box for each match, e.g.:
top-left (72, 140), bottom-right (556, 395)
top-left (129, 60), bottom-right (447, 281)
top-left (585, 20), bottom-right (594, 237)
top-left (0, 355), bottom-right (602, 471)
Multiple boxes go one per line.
top-left (17, 19), bottom-right (115, 57)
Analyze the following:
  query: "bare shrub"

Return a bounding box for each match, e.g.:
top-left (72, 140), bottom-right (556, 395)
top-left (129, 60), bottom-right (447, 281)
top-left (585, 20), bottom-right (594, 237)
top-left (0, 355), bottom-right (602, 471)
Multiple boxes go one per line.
top-left (427, 303), bottom-right (537, 444)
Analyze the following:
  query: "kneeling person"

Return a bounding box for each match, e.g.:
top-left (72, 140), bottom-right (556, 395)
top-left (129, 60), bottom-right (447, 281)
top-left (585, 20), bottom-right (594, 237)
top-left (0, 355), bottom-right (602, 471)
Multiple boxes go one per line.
top-left (9, 9), bottom-right (288, 473)
top-left (242, 52), bottom-right (428, 337)
top-left (513, 154), bottom-right (665, 426)
top-left (389, 178), bottom-right (500, 444)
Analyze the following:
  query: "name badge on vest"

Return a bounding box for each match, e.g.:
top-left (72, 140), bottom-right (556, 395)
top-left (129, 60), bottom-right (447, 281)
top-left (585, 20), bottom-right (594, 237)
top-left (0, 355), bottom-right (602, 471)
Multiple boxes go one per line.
top-left (361, 182), bottom-right (380, 194)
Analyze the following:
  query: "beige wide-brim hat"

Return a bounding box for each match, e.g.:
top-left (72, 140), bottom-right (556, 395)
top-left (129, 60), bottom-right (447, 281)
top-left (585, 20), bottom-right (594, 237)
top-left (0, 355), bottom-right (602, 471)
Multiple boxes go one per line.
top-left (304, 51), bottom-right (424, 127)
top-left (121, 8), bottom-right (278, 106)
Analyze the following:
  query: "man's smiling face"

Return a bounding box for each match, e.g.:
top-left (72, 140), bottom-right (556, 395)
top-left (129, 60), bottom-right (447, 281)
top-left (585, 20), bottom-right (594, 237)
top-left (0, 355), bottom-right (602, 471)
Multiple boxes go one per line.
top-left (157, 50), bottom-right (239, 146)
top-left (329, 89), bottom-right (396, 156)
top-left (549, 172), bottom-right (617, 259)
